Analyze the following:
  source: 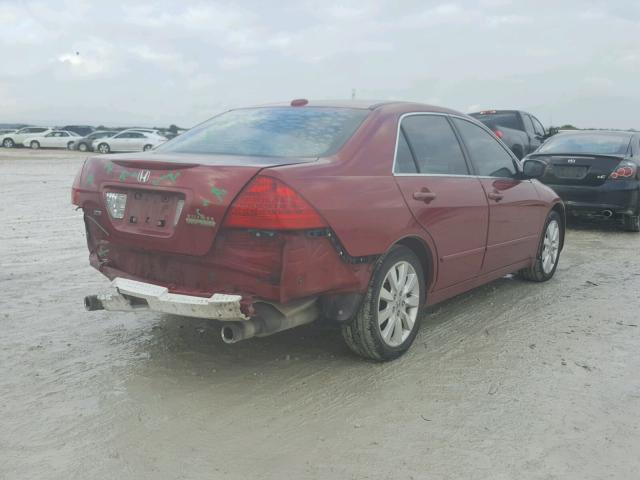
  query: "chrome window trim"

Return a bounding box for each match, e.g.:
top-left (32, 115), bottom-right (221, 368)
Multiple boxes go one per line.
top-left (392, 111), bottom-right (521, 178)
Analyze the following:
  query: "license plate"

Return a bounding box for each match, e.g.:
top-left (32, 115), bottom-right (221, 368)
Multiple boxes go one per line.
top-left (553, 166), bottom-right (588, 179)
top-left (126, 190), bottom-right (180, 232)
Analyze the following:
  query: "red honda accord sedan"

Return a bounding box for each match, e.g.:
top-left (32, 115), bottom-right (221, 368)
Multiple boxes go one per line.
top-left (72, 100), bottom-right (564, 361)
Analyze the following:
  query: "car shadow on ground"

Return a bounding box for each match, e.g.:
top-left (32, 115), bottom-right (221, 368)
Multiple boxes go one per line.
top-left (125, 272), bottom-right (525, 378)
top-left (566, 216), bottom-right (629, 233)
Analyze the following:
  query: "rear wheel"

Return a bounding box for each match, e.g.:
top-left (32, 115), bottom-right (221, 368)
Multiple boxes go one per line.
top-left (520, 210), bottom-right (561, 282)
top-left (30, 141), bottom-right (40, 150)
top-left (67, 141), bottom-right (74, 150)
top-left (341, 245), bottom-right (424, 361)
top-left (2, 138), bottom-right (15, 148)
top-left (78, 142), bottom-right (88, 152)
top-left (623, 213), bottom-right (640, 232)
top-left (97, 143), bottom-right (110, 154)
top-left (143, 144), bottom-right (153, 151)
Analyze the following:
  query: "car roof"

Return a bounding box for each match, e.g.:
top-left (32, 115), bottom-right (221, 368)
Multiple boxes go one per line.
top-left (554, 130), bottom-right (636, 138)
top-left (238, 99), bottom-right (465, 116)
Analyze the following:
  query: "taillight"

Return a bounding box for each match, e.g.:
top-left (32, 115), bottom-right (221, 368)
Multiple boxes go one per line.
top-left (224, 176), bottom-right (327, 230)
top-left (104, 192), bottom-right (127, 219)
top-left (493, 129), bottom-right (504, 139)
top-left (71, 160), bottom-right (86, 206)
top-left (609, 161), bottom-right (637, 180)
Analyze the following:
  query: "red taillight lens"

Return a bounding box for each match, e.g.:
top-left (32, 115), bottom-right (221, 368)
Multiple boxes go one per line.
top-left (224, 176), bottom-right (327, 230)
top-left (609, 161), bottom-right (637, 180)
top-left (71, 162), bottom-right (85, 206)
top-left (493, 129), bottom-right (504, 139)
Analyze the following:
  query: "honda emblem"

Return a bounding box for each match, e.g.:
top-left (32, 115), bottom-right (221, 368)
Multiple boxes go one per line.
top-left (567, 158), bottom-right (576, 164)
top-left (137, 170), bottom-right (151, 183)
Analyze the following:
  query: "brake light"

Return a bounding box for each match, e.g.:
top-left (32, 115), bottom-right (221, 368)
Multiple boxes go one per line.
top-left (609, 161), bottom-right (637, 180)
top-left (224, 176), bottom-right (327, 230)
top-left (71, 161), bottom-right (85, 206)
top-left (493, 129), bottom-right (504, 139)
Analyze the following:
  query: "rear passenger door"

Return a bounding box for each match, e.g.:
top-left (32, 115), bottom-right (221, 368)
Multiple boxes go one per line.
top-left (393, 114), bottom-right (489, 290)
top-left (451, 117), bottom-right (545, 273)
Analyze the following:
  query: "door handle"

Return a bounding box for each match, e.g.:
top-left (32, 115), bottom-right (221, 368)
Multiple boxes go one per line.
top-left (413, 190), bottom-right (437, 203)
top-left (487, 191), bottom-right (504, 202)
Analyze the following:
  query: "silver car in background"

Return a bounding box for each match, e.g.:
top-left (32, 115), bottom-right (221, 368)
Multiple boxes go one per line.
top-left (71, 130), bottom-right (118, 152)
top-left (93, 130), bottom-right (167, 153)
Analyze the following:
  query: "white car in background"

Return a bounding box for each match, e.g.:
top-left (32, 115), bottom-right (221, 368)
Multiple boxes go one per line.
top-left (22, 130), bottom-right (80, 149)
top-left (93, 130), bottom-right (167, 153)
top-left (2, 127), bottom-right (52, 148)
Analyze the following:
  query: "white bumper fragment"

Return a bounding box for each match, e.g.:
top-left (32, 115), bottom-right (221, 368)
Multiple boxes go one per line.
top-left (92, 277), bottom-right (248, 320)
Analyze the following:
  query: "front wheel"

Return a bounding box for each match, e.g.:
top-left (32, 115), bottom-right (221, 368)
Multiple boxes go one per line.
top-left (341, 245), bottom-right (424, 361)
top-left (2, 138), bottom-right (14, 148)
top-left (519, 210), bottom-right (562, 282)
top-left (30, 141), bottom-right (40, 150)
top-left (143, 144), bottom-right (153, 151)
top-left (67, 141), bottom-right (74, 150)
top-left (97, 143), bottom-right (110, 154)
top-left (78, 142), bottom-right (88, 152)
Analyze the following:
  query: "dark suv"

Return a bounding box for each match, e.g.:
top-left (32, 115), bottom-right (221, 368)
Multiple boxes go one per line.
top-left (470, 110), bottom-right (548, 159)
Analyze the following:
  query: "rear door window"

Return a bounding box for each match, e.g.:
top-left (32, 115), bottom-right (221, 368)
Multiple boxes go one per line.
top-left (522, 115), bottom-right (535, 135)
top-left (394, 130), bottom-right (418, 173)
top-left (531, 116), bottom-right (545, 136)
top-left (399, 115), bottom-right (469, 175)
top-left (453, 118), bottom-right (517, 178)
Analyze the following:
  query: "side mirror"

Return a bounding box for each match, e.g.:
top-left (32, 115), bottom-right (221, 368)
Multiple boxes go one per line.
top-left (521, 158), bottom-right (547, 179)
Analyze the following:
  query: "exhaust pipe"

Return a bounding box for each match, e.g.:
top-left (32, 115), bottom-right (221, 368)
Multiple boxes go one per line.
top-left (602, 210), bottom-right (613, 218)
top-left (220, 298), bottom-right (318, 344)
top-left (84, 295), bottom-right (104, 311)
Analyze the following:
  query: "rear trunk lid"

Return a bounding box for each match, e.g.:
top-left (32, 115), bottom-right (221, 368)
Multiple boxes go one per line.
top-left (533, 153), bottom-right (625, 186)
top-left (81, 153), bottom-right (306, 256)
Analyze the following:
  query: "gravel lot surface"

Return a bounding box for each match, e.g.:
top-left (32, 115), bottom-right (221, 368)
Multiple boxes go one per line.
top-left (1, 148), bottom-right (639, 480)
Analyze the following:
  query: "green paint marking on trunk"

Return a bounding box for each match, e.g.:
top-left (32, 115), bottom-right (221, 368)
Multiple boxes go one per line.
top-left (85, 174), bottom-right (95, 186)
top-left (202, 198), bottom-right (211, 207)
top-left (118, 170), bottom-right (138, 181)
top-left (211, 186), bottom-right (228, 203)
top-left (103, 163), bottom-right (114, 174)
top-left (152, 171), bottom-right (181, 185)
top-left (97, 245), bottom-right (109, 258)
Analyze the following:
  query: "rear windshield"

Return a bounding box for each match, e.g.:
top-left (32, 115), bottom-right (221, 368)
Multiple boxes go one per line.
top-left (156, 107), bottom-right (369, 158)
top-left (538, 133), bottom-right (631, 155)
top-left (470, 112), bottom-right (522, 130)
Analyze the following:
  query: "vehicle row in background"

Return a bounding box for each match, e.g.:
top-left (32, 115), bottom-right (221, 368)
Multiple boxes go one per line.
top-left (1, 127), bottom-right (168, 153)
top-left (1, 125), bottom-right (176, 152)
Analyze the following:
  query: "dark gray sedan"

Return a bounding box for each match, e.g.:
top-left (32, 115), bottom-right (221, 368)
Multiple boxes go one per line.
top-left (71, 130), bottom-right (117, 152)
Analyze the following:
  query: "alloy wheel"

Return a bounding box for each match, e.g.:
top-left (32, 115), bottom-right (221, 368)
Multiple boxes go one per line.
top-left (541, 219), bottom-right (560, 274)
top-left (377, 261), bottom-right (420, 347)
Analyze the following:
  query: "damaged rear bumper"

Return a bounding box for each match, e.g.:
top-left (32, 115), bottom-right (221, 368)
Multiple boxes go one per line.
top-left (85, 277), bottom-right (248, 320)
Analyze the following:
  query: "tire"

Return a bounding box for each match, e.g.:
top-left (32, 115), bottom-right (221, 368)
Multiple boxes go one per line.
top-left (30, 141), bottom-right (40, 150)
top-left (97, 143), bottom-right (110, 154)
top-left (519, 210), bottom-right (562, 282)
top-left (143, 144), bottom-right (153, 151)
top-left (341, 245), bottom-right (425, 361)
top-left (3, 138), bottom-right (15, 148)
top-left (67, 141), bottom-right (74, 150)
top-left (78, 142), bottom-right (88, 152)
top-left (623, 214), bottom-right (640, 232)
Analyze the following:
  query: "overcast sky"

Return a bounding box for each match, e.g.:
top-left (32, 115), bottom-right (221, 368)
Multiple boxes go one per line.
top-left (1, 0), bottom-right (638, 129)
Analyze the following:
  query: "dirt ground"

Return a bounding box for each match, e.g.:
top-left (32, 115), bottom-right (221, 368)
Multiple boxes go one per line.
top-left (1, 148), bottom-right (639, 480)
